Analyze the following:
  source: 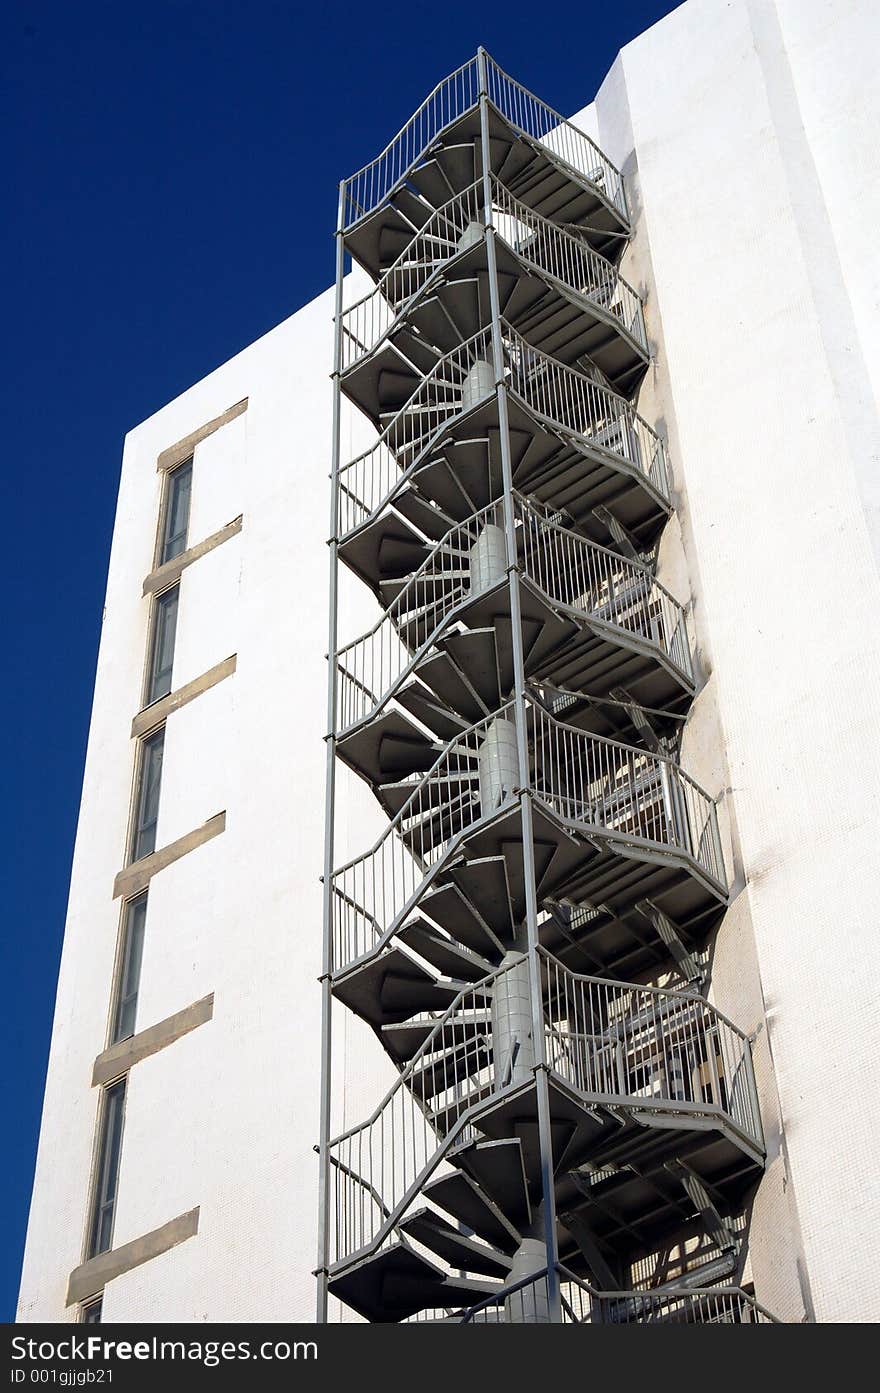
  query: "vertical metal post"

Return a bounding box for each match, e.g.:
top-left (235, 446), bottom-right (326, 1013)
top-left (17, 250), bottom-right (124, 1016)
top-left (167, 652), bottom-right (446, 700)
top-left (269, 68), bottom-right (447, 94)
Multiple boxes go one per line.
top-left (316, 181), bottom-right (347, 1324)
top-left (477, 47), bottom-right (562, 1322)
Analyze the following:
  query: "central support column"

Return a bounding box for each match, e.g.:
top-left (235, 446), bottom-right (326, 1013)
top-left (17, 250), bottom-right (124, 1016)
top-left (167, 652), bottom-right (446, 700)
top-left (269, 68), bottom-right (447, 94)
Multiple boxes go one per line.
top-left (477, 45), bottom-right (561, 1321)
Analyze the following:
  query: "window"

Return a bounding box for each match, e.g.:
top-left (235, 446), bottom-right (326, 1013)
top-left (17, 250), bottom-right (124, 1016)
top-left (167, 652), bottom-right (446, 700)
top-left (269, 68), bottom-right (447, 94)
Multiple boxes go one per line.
top-left (145, 585), bottom-right (179, 706)
top-left (130, 727), bottom-right (164, 862)
top-left (88, 1080), bottom-right (126, 1258)
top-left (112, 894), bottom-right (148, 1043)
top-left (81, 1297), bottom-right (103, 1324)
top-left (160, 459), bottom-right (193, 564)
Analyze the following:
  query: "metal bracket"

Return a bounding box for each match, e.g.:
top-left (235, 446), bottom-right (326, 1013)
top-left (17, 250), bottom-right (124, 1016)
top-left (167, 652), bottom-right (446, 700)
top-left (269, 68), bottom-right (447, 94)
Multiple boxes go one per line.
top-left (666, 1160), bottom-right (737, 1254)
top-left (635, 898), bottom-right (703, 985)
top-left (591, 505), bottom-right (651, 567)
top-left (608, 686), bottom-right (665, 753)
top-left (559, 1210), bottom-right (619, 1290)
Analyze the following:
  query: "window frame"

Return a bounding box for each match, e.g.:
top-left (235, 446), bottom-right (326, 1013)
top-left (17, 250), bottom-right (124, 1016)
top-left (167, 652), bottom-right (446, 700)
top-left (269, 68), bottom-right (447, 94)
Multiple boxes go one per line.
top-left (143, 583), bottom-right (180, 709)
top-left (110, 893), bottom-right (149, 1045)
top-left (86, 1079), bottom-right (127, 1260)
top-left (128, 726), bottom-right (165, 865)
top-left (156, 457), bottom-right (193, 568)
top-left (80, 1296), bottom-right (103, 1324)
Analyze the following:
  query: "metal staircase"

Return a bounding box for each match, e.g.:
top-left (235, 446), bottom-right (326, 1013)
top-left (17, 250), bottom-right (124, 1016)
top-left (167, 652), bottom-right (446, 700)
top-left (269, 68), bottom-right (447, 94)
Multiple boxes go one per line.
top-left (319, 50), bottom-right (771, 1324)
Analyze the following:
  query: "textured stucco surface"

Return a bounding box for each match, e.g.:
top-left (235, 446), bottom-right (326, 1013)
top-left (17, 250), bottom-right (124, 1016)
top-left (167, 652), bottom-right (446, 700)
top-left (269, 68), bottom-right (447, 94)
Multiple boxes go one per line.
top-left (573, 0), bottom-right (880, 1323)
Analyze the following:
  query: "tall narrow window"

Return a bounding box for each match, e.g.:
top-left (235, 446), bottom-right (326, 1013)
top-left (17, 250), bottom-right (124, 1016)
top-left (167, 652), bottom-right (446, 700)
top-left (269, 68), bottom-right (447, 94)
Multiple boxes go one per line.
top-left (88, 1080), bottom-right (126, 1258)
top-left (130, 727), bottom-right (164, 862)
top-left (81, 1297), bottom-right (103, 1324)
top-left (145, 585), bottom-right (179, 705)
top-left (161, 459), bottom-right (193, 564)
top-left (112, 894), bottom-right (148, 1043)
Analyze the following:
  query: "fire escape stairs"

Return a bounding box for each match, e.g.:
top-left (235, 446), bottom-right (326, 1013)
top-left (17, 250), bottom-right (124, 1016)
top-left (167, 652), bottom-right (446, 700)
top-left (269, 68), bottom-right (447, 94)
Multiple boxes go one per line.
top-left (322, 52), bottom-right (772, 1325)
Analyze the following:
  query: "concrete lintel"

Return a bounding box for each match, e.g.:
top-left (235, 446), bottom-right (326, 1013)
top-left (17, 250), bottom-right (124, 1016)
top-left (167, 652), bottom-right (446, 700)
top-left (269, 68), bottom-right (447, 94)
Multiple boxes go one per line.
top-left (92, 994), bottom-right (214, 1088)
top-left (66, 1208), bottom-right (200, 1306)
top-left (113, 812), bottom-right (225, 900)
top-left (143, 515), bottom-right (243, 596)
top-left (131, 656), bottom-right (236, 739)
top-left (156, 399), bottom-right (247, 473)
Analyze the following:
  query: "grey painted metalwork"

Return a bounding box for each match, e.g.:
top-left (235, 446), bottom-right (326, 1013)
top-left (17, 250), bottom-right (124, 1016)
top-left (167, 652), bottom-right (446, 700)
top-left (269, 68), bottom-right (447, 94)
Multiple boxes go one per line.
top-left (320, 49), bottom-right (770, 1324)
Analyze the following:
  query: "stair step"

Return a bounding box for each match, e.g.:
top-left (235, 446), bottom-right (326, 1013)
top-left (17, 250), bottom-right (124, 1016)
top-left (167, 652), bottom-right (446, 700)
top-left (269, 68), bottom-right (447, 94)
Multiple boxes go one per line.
top-left (455, 1137), bottom-right (532, 1229)
top-left (448, 856), bottom-right (517, 943)
top-left (398, 918), bottom-right (494, 982)
top-left (380, 1010), bottom-right (491, 1063)
top-left (415, 647), bottom-right (491, 724)
top-left (432, 141), bottom-right (477, 196)
top-left (422, 1170), bottom-right (522, 1255)
top-left (328, 1241), bottom-right (497, 1324)
top-left (335, 709), bottom-right (436, 785)
top-left (439, 627), bottom-right (505, 710)
top-left (399, 1209), bottom-right (512, 1278)
top-left (409, 1034), bottom-right (491, 1102)
top-left (333, 946), bottom-right (458, 1027)
top-left (410, 158), bottom-right (457, 209)
top-left (395, 683), bottom-right (469, 742)
top-left (420, 878), bottom-right (507, 959)
top-left (377, 770), bottom-right (478, 820)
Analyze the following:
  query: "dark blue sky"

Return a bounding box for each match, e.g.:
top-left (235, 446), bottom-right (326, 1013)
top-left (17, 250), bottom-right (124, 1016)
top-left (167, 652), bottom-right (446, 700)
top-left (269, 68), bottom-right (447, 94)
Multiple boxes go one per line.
top-left (2, 0), bottom-right (678, 1319)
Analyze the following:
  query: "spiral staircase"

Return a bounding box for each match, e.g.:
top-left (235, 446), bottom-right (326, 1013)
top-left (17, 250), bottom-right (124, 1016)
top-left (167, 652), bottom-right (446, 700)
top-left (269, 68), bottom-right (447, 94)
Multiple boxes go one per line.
top-left (318, 50), bottom-right (773, 1325)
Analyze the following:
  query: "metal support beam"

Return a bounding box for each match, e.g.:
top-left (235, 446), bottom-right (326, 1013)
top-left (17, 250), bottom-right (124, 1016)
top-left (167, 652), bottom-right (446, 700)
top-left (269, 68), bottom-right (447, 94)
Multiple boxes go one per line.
top-left (608, 685), bottom-right (665, 754)
top-left (591, 505), bottom-right (649, 566)
top-left (316, 184), bottom-right (347, 1323)
top-left (636, 897), bottom-right (704, 985)
top-left (667, 1161), bottom-right (737, 1254)
top-left (560, 1211), bottom-right (620, 1290)
top-left (478, 45), bottom-right (561, 1322)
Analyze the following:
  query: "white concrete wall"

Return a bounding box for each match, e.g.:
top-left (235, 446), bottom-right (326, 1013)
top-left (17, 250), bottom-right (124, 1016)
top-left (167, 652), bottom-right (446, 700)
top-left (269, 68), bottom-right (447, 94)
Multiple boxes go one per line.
top-left (574, 0), bottom-right (880, 1322)
top-left (17, 283), bottom-right (391, 1322)
top-left (21, 0), bottom-right (880, 1326)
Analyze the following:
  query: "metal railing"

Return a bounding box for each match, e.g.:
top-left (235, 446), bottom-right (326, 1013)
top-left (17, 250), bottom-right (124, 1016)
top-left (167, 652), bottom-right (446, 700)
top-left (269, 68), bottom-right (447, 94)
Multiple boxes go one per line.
top-left (530, 703), bottom-right (726, 887)
top-left (459, 1270), bottom-right (552, 1323)
top-left (342, 53), bottom-right (625, 229)
top-left (329, 951), bottom-right (759, 1273)
top-left (484, 56), bottom-right (626, 218)
top-left (492, 179), bottom-right (644, 346)
top-left (518, 495), bottom-right (692, 681)
top-left (558, 1269), bottom-right (777, 1323)
top-left (337, 493), bottom-right (691, 735)
top-left (441, 1270), bottom-right (775, 1323)
top-left (328, 961), bottom-right (507, 1268)
top-left (332, 703), bottom-right (515, 973)
top-left (504, 323), bottom-right (668, 494)
top-left (340, 178), bottom-right (646, 376)
top-left (539, 950), bottom-right (761, 1149)
top-left (332, 701), bottom-right (723, 977)
top-left (337, 321), bottom-right (669, 539)
top-left (336, 499), bottom-right (500, 733)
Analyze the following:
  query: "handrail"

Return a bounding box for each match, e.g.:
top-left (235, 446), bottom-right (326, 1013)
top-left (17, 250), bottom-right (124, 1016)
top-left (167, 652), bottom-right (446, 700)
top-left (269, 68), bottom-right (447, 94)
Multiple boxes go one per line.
top-left (331, 697), bottom-right (725, 977)
top-left (529, 701), bottom-right (726, 886)
top-left (331, 702), bottom-right (517, 972)
top-left (336, 491), bottom-right (692, 734)
top-left (328, 957), bottom-right (517, 1267)
top-left (557, 1267), bottom-right (778, 1324)
top-left (339, 177), bottom-right (646, 376)
top-left (336, 497), bottom-right (500, 732)
top-left (484, 54), bottom-right (626, 218)
top-left (337, 319), bottom-right (669, 540)
top-left (341, 52), bottom-right (626, 230)
top-left (328, 950), bottom-right (761, 1271)
top-left (456, 1266), bottom-right (779, 1323)
top-left (537, 948), bottom-right (762, 1150)
top-left (342, 57), bottom-right (481, 228)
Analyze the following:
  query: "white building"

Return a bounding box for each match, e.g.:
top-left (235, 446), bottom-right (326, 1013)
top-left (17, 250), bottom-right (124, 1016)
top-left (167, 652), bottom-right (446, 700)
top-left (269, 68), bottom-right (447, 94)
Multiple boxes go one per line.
top-left (18, 0), bottom-right (880, 1325)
